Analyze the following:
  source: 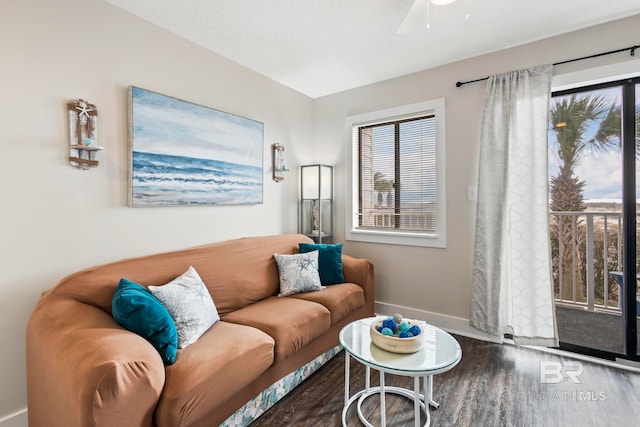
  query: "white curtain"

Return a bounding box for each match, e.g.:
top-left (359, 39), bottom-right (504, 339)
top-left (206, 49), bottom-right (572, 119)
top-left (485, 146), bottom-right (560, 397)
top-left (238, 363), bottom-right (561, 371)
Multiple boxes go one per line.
top-left (470, 65), bottom-right (558, 347)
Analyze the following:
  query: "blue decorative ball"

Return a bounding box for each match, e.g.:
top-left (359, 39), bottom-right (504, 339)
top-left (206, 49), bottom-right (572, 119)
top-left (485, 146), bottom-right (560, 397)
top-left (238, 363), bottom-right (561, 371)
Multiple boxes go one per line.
top-left (381, 327), bottom-right (393, 336)
top-left (399, 322), bottom-right (410, 332)
top-left (409, 325), bottom-right (422, 336)
top-left (399, 331), bottom-right (410, 338)
top-left (382, 319), bottom-right (398, 332)
top-left (407, 332), bottom-right (414, 337)
top-left (376, 326), bottom-right (383, 333)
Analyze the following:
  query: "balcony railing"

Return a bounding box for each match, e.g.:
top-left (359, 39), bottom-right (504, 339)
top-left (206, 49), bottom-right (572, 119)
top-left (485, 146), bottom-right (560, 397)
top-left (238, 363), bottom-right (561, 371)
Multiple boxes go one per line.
top-left (358, 206), bottom-right (436, 233)
top-left (549, 210), bottom-right (637, 313)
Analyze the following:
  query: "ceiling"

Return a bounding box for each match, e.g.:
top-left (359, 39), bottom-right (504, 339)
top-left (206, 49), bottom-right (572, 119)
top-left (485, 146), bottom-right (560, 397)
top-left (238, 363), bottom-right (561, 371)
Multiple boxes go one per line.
top-left (104, 0), bottom-right (640, 98)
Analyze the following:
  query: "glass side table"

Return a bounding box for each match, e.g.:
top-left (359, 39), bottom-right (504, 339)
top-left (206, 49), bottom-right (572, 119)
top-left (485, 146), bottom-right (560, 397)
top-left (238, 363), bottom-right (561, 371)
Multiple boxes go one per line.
top-left (339, 317), bottom-right (462, 427)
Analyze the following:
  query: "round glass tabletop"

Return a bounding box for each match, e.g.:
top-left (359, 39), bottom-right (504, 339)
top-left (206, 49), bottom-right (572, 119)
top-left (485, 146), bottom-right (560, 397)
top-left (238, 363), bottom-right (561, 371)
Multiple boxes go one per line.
top-left (339, 317), bottom-right (462, 375)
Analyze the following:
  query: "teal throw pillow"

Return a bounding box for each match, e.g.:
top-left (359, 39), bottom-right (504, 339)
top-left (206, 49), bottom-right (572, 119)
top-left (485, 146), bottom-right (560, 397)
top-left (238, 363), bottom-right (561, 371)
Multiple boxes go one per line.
top-left (112, 278), bottom-right (178, 365)
top-left (299, 243), bottom-right (345, 285)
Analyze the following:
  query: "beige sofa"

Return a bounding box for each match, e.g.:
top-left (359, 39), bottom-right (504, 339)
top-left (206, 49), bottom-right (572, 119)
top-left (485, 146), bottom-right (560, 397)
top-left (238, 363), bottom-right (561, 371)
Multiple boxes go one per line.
top-left (26, 234), bottom-right (374, 427)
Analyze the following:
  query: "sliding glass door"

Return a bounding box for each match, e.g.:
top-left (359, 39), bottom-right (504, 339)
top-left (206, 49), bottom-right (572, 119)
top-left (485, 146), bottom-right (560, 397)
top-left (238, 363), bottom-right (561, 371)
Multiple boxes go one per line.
top-left (548, 77), bottom-right (640, 360)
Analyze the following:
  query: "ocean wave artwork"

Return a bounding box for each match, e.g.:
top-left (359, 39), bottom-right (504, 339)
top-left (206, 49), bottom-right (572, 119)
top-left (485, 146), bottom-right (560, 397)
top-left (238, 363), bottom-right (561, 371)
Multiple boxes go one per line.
top-left (129, 86), bottom-right (263, 206)
top-left (132, 151), bottom-right (262, 205)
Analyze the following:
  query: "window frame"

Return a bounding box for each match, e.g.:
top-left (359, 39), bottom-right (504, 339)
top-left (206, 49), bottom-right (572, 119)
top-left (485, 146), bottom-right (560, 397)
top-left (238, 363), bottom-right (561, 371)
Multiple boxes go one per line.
top-left (346, 99), bottom-right (446, 248)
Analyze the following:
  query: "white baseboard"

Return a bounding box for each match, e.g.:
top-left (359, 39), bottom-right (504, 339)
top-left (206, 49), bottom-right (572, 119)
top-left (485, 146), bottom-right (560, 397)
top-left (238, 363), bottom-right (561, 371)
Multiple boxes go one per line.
top-left (0, 409), bottom-right (27, 427)
top-left (374, 301), bottom-right (503, 343)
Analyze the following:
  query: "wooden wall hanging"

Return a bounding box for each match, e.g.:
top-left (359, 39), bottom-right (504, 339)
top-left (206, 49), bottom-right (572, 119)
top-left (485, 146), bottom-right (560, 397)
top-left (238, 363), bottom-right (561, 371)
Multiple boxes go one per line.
top-left (67, 99), bottom-right (103, 169)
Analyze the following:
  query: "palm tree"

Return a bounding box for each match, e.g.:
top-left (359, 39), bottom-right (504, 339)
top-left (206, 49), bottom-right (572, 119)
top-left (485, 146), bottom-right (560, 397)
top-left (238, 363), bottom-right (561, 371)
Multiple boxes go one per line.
top-left (549, 94), bottom-right (621, 301)
top-left (373, 171), bottom-right (394, 227)
top-left (373, 172), bottom-right (393, 207)
top-left (550, 95), bottom-right (620, 210)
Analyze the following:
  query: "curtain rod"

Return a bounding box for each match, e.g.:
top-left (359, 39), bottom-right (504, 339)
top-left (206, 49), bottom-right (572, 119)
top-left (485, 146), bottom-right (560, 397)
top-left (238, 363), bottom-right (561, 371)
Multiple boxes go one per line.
top-left (455, 44), bottom-right (640, 88)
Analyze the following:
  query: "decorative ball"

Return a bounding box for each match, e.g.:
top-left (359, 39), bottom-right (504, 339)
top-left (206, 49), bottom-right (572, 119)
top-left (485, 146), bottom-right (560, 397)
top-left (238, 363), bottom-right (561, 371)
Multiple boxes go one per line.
top-left (393, 313), bottom-right (403, 324)
top-left (370, 317), bottom-right (425, 353)
top-left (382, 319), bottom-right (398, 332)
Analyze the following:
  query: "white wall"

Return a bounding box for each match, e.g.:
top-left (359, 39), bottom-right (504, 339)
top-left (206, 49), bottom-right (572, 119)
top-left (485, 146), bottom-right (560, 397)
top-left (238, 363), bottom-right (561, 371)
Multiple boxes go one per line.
top-left (312, 15), bottom-right (640, 321)
top-left (0, 0), bottom-right (313, 420)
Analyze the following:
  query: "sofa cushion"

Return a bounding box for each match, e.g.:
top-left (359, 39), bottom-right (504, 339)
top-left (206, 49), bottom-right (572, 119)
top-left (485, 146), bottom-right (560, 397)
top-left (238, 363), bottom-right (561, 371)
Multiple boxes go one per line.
top-left (288, 282), bottom-right (365, 325)
top-left (299, 243), bottom-right (345, 285)
top-left (111, 278), bottom-right (178, 364)
top-left (149, 266), bottom-right (219, 349)
top-left (155, 321), bottom-right (275, 427)
top-left (274, 251), bottom-right (323, 296)
top-left (194, 234), bottom-right (314, 315)
top-left (222, 297), bottom-right (331, 362)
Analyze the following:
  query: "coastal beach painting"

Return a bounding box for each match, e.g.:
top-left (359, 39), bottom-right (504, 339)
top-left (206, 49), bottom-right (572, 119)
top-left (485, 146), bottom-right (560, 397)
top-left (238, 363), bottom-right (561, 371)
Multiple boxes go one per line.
top-left (128, 86), bottom-right (263, 206)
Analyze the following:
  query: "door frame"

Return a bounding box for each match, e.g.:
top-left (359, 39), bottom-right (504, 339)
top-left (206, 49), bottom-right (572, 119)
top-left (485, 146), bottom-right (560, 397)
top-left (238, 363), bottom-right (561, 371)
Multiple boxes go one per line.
top-left (552, 76), bottom-right (639, 361)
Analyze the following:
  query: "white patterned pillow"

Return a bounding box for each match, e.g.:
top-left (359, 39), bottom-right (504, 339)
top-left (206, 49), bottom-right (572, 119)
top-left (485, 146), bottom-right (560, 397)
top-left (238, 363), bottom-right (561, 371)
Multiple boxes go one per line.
top-left (149, 266), bottom-right (219, 349)
top-left (274, 251), bottom-right (324, 297)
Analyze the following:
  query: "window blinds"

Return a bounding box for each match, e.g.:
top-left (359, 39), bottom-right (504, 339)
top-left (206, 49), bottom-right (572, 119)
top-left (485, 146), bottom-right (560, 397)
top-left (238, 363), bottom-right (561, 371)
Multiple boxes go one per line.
top-left (358, 115), bottom-right (437, 233)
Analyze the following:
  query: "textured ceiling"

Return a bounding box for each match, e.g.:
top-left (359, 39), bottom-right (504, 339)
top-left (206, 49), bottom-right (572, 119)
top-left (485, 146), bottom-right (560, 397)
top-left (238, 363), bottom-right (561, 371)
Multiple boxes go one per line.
top-left (104, 0), bottom-right (640, 98)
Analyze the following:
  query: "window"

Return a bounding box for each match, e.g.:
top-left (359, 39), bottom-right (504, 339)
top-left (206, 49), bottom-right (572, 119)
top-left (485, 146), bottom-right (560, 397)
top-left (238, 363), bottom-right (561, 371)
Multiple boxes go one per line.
top-left (346, 99), bottom-right (446, 248)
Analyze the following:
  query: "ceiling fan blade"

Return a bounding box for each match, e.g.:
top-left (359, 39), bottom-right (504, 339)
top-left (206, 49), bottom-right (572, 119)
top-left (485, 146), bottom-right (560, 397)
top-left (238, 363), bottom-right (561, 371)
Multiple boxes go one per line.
top-left (397, 0), bottom-right (428, 34)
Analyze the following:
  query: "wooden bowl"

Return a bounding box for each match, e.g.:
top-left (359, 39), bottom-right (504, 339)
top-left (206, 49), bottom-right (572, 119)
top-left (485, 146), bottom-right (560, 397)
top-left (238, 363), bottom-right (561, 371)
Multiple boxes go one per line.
top-left (369, 318), bottom-right (425, 353)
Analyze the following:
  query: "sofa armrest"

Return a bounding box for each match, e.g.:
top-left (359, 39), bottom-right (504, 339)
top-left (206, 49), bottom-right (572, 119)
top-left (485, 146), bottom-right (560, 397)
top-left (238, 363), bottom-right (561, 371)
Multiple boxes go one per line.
top-left (27, 294), bottom-right (165, 427)
top-left (342, 254), bottom-right (375, 315)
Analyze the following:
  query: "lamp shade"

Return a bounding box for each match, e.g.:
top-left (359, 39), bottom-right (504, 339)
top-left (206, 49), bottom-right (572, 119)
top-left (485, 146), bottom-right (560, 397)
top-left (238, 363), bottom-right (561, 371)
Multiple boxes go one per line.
top-left (301, 164), bottom-right (332, 200)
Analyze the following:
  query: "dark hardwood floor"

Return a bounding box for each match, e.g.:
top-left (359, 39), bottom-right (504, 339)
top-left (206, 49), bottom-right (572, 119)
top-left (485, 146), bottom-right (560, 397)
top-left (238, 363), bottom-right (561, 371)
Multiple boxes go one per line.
top-left (251, 334), bottom-right (640, 426)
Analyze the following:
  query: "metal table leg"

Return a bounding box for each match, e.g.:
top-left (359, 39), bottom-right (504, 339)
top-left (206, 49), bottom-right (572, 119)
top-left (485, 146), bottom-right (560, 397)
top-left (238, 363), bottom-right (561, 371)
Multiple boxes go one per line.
top-left (424, 375), bottom-right (439, 409)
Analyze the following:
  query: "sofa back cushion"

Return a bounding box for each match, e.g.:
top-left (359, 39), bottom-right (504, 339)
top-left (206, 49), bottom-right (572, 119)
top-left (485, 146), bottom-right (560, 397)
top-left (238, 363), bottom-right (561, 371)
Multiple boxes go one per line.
top-left (51, 234), bottom-right (313, 316)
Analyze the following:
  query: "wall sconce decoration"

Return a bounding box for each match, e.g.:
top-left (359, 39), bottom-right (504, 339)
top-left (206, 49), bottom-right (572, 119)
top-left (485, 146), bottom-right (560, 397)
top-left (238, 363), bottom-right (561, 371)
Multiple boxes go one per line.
top-left (68, 98), bottom-right (103, 170)
top-left (272, 143), bottom-right (289, 182)
top-left (300, 164), bottom-right (333, 243)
